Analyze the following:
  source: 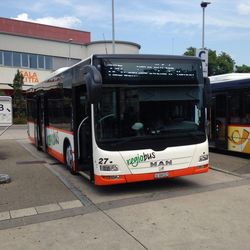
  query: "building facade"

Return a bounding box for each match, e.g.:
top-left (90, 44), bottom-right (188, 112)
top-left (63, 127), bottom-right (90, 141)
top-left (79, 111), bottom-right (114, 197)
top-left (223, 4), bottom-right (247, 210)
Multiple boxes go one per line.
top-left (0, 17), bottom-right (140, 95)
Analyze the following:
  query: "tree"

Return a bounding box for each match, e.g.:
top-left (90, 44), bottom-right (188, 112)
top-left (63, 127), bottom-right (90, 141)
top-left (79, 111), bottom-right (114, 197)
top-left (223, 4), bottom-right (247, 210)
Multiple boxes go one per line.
top-left (183, 48), bottom-right (235, 76)
top-left (215, 52), bottom-right (234, 75)
top-left (235, 64), bottom-right (250, 73)
top-left (12, 70), bottom-right (26, 123)
top-left (207, 49), bottom-right (218, 76)
top-left (184, 47), bottom-right (196, 56)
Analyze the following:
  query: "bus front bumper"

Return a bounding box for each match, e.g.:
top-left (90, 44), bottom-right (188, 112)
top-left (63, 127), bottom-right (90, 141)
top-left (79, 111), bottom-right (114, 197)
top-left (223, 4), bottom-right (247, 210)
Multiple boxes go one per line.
top-left (94, 164), bottom-right (209, 186)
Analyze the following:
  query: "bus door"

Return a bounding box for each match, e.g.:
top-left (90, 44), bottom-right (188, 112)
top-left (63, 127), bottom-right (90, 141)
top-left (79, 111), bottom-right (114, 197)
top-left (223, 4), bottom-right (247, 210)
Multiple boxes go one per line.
top-left (211, 94), bottom-right (228, 150)
top-left (73, 85), bottom-right (92, 171)
top-left (36, 94), bottom-right (47, 152)
top-left (209, 96), bottom-right (216, 143)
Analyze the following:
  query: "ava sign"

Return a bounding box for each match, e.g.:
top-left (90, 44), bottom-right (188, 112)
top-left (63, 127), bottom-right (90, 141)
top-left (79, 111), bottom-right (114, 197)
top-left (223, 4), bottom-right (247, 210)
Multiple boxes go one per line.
top-left (196, 48), bottom-right (208, 78)
top-left (0, 96), bottom-right (13, 127)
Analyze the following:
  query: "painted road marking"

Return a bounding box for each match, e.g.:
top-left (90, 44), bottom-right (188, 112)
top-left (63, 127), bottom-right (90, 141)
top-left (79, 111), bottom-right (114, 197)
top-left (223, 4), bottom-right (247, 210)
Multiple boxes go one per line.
top-left (59, 200), bottom-right (83, 210)
top-left (36, 203), bottom-right (62, 214)
top-left (10, 207), bottom-right (37, 219)
top-left (0, 211), bottom-right (10, 221)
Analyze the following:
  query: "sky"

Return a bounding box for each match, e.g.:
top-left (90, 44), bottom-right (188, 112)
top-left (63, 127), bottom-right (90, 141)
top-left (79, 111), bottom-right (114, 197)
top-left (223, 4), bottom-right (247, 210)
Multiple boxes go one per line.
top-left (0, 0), bottom-right (250, 66)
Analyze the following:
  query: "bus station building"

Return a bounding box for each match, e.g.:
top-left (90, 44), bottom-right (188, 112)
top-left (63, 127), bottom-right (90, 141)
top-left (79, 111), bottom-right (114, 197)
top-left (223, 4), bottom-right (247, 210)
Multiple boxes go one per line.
top-left (0, 17), bottom-right (140, 95)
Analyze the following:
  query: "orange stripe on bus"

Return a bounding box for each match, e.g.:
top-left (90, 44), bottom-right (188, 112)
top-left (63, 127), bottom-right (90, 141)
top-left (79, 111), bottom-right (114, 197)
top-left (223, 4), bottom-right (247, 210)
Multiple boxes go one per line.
top-left (47, 147), bottom-right (64, 164)
top-left (94, 165), bottom-right (209, 186)
top-left (47, 147), bottom-right (77, 171)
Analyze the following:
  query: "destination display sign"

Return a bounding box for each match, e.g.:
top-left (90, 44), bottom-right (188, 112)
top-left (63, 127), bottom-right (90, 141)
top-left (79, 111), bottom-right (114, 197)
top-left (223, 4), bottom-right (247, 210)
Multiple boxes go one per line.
top-left (101, 59), bottom-right (202, 85)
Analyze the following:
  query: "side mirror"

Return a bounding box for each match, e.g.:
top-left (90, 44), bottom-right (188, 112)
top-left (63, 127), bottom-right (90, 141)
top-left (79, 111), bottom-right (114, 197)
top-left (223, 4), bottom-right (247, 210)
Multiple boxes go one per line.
top-left (83, 65), bottom-right (102, 104)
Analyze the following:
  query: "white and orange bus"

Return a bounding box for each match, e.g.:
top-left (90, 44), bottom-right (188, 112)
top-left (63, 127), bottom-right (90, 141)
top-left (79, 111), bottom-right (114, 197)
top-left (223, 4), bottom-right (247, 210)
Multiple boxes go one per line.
top-left (27, 54), bottom-right (209, 185)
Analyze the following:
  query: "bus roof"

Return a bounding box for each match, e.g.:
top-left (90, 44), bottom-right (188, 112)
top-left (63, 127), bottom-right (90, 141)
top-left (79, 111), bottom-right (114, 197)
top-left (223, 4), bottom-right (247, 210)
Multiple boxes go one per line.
top-left (27, 54), bottom-right (202, 93)
top-left (210, 73), bottom-right (250, 91)
top-left (92, 54), bottom-right (201, 61)
top-left (209, 73), bottom-right (250, 84)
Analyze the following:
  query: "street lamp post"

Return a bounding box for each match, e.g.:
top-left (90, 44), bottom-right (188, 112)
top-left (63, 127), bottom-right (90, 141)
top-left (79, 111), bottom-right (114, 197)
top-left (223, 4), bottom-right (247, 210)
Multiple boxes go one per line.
top-left (112, 0), bottom-right (115, 54)
top-left (200, 1), bottom-right (211, 50)
top-left (68, 38), bottom-right (73, 66)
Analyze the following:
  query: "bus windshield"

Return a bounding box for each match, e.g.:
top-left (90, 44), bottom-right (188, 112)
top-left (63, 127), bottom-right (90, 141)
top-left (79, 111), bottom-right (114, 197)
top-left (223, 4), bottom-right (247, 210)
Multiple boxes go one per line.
top-left (94, 85), bottom-right (206, 151)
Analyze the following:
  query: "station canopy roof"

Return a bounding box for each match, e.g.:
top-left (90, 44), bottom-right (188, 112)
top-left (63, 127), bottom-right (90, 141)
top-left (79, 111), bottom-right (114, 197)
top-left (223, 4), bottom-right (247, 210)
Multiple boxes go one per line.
top-left (0, 84), bottom-right (13, 90)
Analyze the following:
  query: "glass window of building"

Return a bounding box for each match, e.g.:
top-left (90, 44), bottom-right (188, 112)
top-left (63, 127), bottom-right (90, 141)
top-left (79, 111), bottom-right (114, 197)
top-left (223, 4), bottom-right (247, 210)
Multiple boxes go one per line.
top-left (45, 56), bottom-right (52, 69)
top-left (3, 51), bottom-right (12, 66)
top-left (29, 54), bottom-right (37, 69)
top-left (0, 51), bottom-right (2, 65)
top-left (0, 51), bottom-right (54, 69)
top-left (13, 52), bottom-right (21, 67)
top-left (38, 55), bottom-right (45, 69)
top-left (22, 53), bottom-right (29, 67)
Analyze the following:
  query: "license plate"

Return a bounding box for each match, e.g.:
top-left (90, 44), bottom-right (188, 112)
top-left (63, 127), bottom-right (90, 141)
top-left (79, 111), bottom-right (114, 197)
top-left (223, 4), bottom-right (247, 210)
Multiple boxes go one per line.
top-left (155, 172), bottom-right (168, 179)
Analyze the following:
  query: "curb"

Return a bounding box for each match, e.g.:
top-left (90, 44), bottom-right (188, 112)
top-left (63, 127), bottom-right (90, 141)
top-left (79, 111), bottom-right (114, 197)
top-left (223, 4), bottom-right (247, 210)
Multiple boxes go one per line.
top-left (210, 166), bottom-right (243, 178)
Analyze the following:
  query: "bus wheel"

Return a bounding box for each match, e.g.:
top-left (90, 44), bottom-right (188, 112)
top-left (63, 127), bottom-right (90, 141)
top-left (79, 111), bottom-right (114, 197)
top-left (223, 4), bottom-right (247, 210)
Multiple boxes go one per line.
top-left (64, 143), bottom-right (76, 175)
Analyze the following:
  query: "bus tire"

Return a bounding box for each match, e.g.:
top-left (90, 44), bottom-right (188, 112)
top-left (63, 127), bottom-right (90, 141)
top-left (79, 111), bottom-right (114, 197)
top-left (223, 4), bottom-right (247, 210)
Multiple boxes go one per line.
top-left (64, 141), bottom-right (77, 175)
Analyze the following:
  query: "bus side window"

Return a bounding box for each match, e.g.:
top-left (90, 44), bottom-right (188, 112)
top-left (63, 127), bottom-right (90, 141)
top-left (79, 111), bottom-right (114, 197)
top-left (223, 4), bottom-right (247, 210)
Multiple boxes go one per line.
top-left (228, 94), bottom-right (240, 124)
top-left (243, 93), bottom-right (250, 124)
top-left (76, 86), bottom-right (88, 125)
top-left (63, 89), bottom-right (73, 131)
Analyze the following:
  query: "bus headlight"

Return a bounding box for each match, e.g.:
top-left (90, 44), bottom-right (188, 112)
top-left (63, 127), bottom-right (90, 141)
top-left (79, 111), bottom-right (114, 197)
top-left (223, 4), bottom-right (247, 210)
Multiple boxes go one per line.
top-left (100, 164), bottom-right (119, 171)
top-left (199, 154), bottom-right (208, 162)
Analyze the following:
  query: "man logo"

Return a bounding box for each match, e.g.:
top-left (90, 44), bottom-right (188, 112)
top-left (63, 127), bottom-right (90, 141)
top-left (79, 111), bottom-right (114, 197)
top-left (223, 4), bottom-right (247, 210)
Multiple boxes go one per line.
top-left (150, 160), bottom-right (172, 168)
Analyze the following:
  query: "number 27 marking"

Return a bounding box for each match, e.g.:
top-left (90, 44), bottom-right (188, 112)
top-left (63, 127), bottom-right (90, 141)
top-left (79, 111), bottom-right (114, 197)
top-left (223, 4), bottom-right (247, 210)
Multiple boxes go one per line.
top-left (99, 158), bottom-right (109, 164)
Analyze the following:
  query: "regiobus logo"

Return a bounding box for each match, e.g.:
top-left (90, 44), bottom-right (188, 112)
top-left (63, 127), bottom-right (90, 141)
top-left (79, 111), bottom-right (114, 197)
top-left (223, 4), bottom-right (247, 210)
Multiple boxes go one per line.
top-left (126, 152), bottom-right (156, 167)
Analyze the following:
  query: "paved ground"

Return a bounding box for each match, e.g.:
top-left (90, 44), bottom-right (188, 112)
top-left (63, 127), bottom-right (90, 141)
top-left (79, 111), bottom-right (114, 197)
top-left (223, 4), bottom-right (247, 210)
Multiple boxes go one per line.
top-left (210, 151), bottom-right (250, 175)
top-left (0, 125), bottom-right (250, 250)
top-left (0, 125), bottom-right (27, 140)
top-left (0, 139), bottom-right (76, 212)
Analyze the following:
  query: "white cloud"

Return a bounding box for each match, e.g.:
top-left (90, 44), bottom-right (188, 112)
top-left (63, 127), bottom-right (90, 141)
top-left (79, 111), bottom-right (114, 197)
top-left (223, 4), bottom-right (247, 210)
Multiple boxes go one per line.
top-left (238, 3), bottom-right (250, 15)
top-left (74, 4), bottom-right (109, 21)
top-left (118, 10), bottom-right (200, 28)
top-left (14, 13), bottom-right (29, 22)
top-left (13, 13), bottom-right (81, 28)
top-left (11, 1), bottom-right (250, 35)
top-left (36, 16), bottom-right (81, 28)
top-left (118, 6), bottom-right (250, 30)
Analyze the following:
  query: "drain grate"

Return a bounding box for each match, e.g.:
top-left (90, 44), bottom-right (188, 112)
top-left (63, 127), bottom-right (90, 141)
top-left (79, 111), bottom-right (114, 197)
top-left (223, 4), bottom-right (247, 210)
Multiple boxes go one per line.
top-left (16, 160), bottom-right (47, 165)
